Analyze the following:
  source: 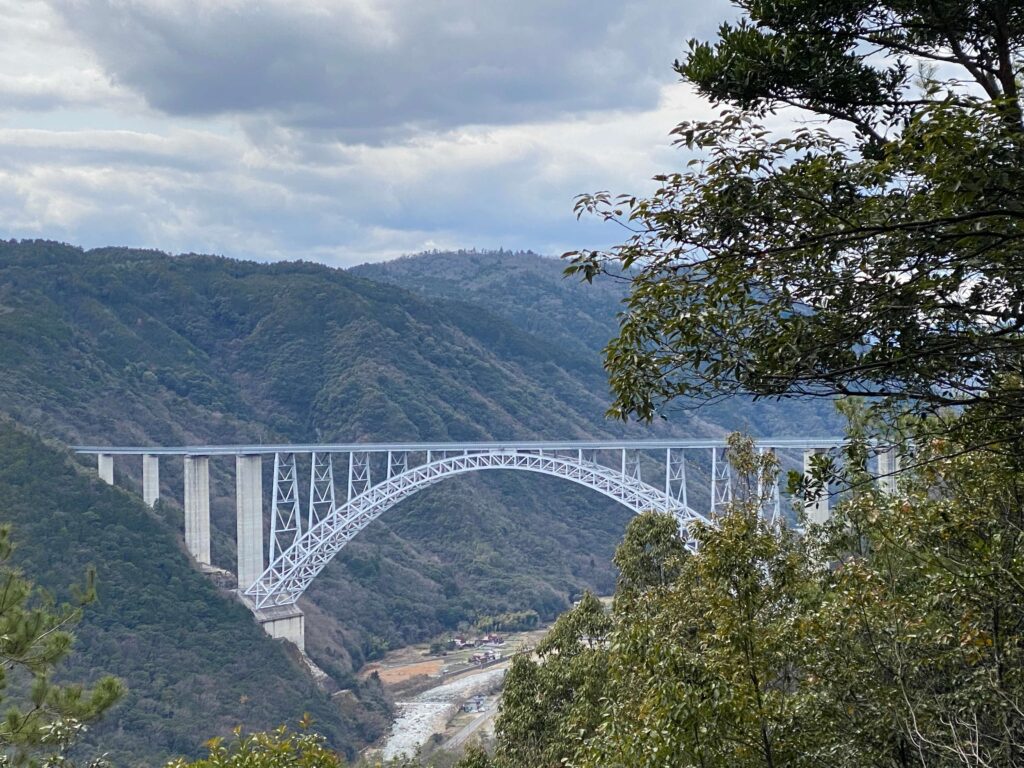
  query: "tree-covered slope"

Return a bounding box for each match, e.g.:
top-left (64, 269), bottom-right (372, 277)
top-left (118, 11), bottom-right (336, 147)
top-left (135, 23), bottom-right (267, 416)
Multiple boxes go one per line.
top-left (0, 241), bottom-right (617, 447)
top-left (351, 249), bottom-right (625, 361)
top-left (0, 240), bottom-right (654, 694)
top-left (0, 420), bottom-right (389, 766)
top-left (0, 240), bottom-right (839, 760)
top-left (352, 249), bottom-right (843, 435)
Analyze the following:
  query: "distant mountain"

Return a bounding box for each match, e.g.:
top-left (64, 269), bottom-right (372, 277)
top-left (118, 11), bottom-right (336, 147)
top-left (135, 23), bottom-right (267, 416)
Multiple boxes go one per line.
top-left (353, 249), bottom-right (843, 436)
top-left (0, 242), bottom-right (621, 446)
top-left (0, 240), bottom-right (840, 761)
top-left (351, 249), bottom-right (624, 362)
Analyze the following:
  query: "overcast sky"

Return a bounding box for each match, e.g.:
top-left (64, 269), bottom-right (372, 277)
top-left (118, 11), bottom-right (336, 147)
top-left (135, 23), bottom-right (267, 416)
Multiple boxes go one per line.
top-left (1, 1), bottom-right (733, 265)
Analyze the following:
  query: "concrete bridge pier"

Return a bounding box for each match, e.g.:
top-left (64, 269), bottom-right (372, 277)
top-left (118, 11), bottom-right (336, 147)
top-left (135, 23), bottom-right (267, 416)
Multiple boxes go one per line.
top-left (184, 455), bottom-right (211, 565)
top-left (235, 454), bottom-right (264, 590)
top-left (234, 455), bottom-right (304, 648)
top-left (97, 453), bottom-right (114, 485)
top-left (142, 454), bottom-right (160, 507)
top-left (877, 447), bottom-right (900, 494)
top-left (803, 448), bottom-right (831, 524)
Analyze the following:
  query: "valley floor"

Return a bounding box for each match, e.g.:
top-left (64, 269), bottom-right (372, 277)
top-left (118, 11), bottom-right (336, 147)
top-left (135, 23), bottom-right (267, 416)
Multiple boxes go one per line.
top-left (361, 626), bottom-right (551, 761)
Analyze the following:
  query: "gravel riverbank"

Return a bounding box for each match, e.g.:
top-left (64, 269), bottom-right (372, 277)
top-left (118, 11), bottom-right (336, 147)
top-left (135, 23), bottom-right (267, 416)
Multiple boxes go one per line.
top-left (381, 667), bottom-right (507, 760)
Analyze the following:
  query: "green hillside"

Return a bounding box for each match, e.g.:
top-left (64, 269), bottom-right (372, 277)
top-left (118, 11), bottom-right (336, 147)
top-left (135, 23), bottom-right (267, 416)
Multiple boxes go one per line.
top-left (0, 420), bottom-right (389, 766)
top-left (351, 249), bottom-right (625, 361)
top-left (0, 239), bottom-right (839, 762)
top-left (0, 240), bottom-right (643, 649)
top-left (352, 249), bottom-right (843, 436)
top-left (0, 242), bottom-right (617, 446)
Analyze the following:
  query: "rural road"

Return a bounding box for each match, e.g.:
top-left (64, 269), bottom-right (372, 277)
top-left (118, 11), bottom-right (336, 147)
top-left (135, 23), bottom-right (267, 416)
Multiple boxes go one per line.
top-left (443, 699), bottom-right (497, 751)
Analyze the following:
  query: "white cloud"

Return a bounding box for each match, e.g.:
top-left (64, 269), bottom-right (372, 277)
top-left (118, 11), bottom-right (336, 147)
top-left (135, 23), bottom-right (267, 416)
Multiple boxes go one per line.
top-left (0, 0), bottom-right (735, 263)
top-left (0, 1), bottom-right (133, 112)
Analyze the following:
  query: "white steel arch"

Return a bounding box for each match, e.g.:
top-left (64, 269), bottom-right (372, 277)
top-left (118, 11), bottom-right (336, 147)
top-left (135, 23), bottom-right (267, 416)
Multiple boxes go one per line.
top-left (244, 450), bottom-right (709, 608)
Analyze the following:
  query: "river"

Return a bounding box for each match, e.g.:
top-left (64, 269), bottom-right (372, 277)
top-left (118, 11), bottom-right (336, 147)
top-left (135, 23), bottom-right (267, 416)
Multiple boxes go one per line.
top-left (381, 666), bottom-right (507, 761)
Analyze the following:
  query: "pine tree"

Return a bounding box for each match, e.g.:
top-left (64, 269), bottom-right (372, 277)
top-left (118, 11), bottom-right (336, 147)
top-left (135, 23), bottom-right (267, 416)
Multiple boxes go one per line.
top-left (0, 525), bottom-right (123, 766)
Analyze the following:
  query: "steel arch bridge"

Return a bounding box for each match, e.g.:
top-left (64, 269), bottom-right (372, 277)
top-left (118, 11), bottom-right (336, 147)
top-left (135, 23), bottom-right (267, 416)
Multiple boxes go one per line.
top-left (247, 448), bottom-right (708, 608)
top-left (76, 438), bottom-right (846, 648)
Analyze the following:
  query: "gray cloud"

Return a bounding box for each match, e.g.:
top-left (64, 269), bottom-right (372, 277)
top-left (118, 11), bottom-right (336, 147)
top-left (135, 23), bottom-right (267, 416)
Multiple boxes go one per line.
top-left (0, 107), bottom-right (689, 264)
top-left (53, 0), bottom-right (715, 136)
top-left (2, 1), bottom-right (733, 263)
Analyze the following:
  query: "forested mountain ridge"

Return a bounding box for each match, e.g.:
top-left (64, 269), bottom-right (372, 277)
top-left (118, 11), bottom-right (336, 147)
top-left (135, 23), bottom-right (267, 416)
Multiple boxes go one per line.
top-left (352, 249), bottom-right (841, 436)
top-left (351, 249), bottom-right (625, 362)
top-left (0, 420), bottom-right (389, 766)
top-left (0, 239), bottom-right (838, 763)
top-left (1, 241), bottom-right (614, 446)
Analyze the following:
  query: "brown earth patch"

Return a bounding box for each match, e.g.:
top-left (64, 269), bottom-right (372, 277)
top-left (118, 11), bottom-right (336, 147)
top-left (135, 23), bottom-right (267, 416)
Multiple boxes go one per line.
top-left (361, 658), bottom-right (444, 685)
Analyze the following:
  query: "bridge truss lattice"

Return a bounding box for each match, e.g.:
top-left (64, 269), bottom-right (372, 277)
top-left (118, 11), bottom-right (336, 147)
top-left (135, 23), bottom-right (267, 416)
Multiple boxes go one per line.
top-left (241, 440), bottom-right (820, 608)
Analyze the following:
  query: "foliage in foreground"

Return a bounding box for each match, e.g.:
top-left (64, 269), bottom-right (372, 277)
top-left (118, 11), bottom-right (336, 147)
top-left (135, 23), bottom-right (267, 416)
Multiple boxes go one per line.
top-left (566, 0), bottom-right (1024, 439)
top-left (165, 722), bottom-right (343, 768)
top-left (488, 429), bottom-right (1024, 767)
top-left (0, 525), bottom-right (123, 767)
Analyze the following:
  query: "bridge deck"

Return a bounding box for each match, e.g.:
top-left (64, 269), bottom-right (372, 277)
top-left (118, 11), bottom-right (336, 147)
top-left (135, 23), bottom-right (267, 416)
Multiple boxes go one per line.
top-left (73, 437), bottom-right (844, 456)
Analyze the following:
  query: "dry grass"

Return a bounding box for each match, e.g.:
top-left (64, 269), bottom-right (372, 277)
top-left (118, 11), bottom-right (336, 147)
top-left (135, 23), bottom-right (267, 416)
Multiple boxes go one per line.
top-left (361, 658), bottom-right (444, 685)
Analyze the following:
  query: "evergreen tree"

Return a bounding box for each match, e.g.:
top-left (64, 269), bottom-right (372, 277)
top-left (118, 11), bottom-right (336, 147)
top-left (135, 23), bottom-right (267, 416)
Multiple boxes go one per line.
top-left (0, 526), bottom-right (122, 766)
top-left (491, 427), bottom-right (1024, 767)
top-left (583, 436), bottom-right (815, 768)
top-left (805, 416), bottom-right (1024, 766)
top-left (452, 743), bottom-right (491, 768)
top-left (611, 509), bottom-right (688, 607)
top-left (493, 593), bottom-right (610, 768)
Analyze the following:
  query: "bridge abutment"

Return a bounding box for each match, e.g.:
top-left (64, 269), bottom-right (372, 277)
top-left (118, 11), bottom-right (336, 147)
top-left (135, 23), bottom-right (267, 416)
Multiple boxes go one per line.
top-left (235, 454), bottom-right (265, 590)
top-left (253, 605), bottom-right (305, 650)
top-left (142, 454), bottom-right (160, 507)
top-left (184, 455), bottom-right (211, 565)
